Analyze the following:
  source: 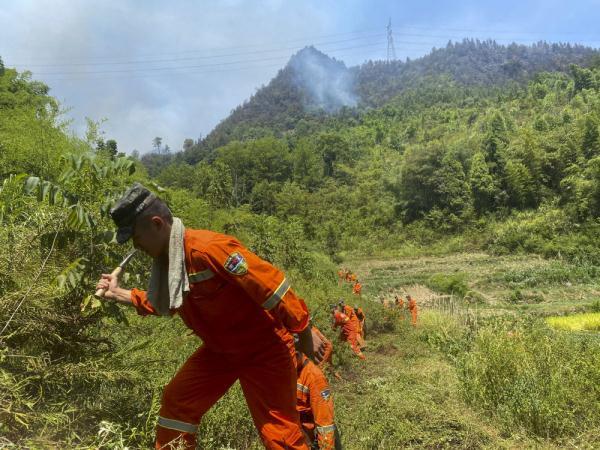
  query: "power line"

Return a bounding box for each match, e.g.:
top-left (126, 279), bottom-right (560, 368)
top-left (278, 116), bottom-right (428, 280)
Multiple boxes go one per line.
top-left (30, 41), bottom-right (387, 76)
top-left (4, 27), bottom-right (384, 65)
top-left (38, 47), bottom-right (388, 82)
top-left (8, 33), bottom-right (387, 68)
top-left (9, 30), bottom-right (599, 72)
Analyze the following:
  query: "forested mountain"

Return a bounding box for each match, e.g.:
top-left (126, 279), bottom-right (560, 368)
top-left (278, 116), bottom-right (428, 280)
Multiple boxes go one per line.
top-left (169, 40), bottom-right (599, 165)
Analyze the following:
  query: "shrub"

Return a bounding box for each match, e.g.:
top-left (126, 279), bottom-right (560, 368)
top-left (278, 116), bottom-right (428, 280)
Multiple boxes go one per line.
top-left (427, 273), bottom-right (469, 297)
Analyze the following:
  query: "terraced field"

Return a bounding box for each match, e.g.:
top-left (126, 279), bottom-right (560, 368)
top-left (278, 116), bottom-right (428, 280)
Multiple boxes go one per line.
top-left (349, 252), bottom-right (600, 316)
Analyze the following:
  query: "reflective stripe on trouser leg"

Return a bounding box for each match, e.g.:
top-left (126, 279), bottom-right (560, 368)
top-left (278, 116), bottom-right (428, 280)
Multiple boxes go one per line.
top-left (316, 424), bottom-right (336, 434)
top-left (157, 416), bottom-right (198, 434)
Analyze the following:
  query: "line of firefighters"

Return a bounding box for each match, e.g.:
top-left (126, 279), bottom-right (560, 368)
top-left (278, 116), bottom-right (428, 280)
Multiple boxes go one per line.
top-left (384, 293), bottom-right (419, 326)
top-left (296, 276), bottom-right (420, 449)
top-left (296, 298), bottom-right (368, 449)
top-left (337, 267), bottom-right (362, 297)
top-left (337, 267), bottom-right (418, 326)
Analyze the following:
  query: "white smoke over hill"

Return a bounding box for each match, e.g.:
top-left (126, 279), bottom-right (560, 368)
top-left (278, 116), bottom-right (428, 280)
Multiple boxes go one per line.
top-left (288, 46), bottom-right (357, 112)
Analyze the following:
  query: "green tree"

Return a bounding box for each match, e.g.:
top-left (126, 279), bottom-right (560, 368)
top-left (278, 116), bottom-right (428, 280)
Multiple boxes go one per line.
top-left (317, 133), bottom-right (349, 178)
top-left (152, 136), bottom-right (162, 153)
top-left (436, 152), bottom-right (472, 217)
top-left (292, 138), bottom-right (322, 189)
top-left (469, 151), bottom-right (496, 214)
top-left (582, 115), bottom-right (600, 159)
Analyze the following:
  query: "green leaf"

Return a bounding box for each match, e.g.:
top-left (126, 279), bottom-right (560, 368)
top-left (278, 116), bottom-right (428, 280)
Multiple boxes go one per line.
top-left (74, 155), bottom-right (84, 171)
top-left (38, 181), bottom-right (50, 202)
top-left (24, 176), bottom-right (40, 194)
top-left (58, 168), bottom-right (75, 183)
top-left (56, 257), bottom-right (87, 292)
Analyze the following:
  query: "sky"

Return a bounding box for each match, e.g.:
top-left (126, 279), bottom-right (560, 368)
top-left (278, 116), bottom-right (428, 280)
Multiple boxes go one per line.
top-left (1, 0), bottom-right (600, 154)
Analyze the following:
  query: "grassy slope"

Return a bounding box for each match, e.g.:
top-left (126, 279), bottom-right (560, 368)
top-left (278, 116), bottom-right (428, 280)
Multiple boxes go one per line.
top-left (55, 251), bottom-right (598, 449)
top-left (329, 251), bottom-right (600, 449)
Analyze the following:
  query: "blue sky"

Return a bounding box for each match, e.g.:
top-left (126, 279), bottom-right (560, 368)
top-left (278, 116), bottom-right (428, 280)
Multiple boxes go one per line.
top-left (1, 0), bottom-right (600, 154)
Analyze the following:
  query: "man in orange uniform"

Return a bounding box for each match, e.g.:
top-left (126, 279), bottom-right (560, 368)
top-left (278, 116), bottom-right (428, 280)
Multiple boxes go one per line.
top-left (331, 305), bottom-right (364, 359)
top-left (95, 183), bottom-right (324, 450)
top-left (352, 280), bottom-right (362, 297)
top-left (354, 306), bottom-right (366, 340)
top-left (339, 301), bottom-right (363, 348)
top-left (295, 348), bottom-right (339, 449)
top-left (407, 294), bottom-right (418, 327)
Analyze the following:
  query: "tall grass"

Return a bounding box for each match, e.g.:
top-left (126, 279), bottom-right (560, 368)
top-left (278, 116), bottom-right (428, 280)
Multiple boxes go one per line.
top-left (457, 320), bottom-right (600, 438)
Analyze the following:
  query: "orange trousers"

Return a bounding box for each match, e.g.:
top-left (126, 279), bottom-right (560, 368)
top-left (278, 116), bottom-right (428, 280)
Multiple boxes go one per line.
top-left (342, 333), bottom-right (365, 360)
top-left (156, 344), bottom-right (307, 449)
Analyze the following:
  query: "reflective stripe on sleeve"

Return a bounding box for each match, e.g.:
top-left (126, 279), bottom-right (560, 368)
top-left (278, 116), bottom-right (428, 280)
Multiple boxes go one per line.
top-left (189, 269), bottom-right (214, 283)
top-left (157, 416), bottom-right (198, 434)
top-left (262, 277), bottom-right (291, 310)
top-left (297, 383), bottom-right (310, 393)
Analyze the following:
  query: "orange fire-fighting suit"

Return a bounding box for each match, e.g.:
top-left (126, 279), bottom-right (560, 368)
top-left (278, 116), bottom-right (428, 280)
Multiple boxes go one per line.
top-left (352, 282), bottom-right (362, 296)
top-left (354, 307), bottom-right (366, 339)
top-left (296, 355), bottom-right (337, 449)
top-left (130, 229), bottom-right (310, 449)
top-left (408, 297), bottom-right (418, 326)
top-left (332, 310), bottom-right (364, 359)
top-left (342, 305), bottom-right (365, 348)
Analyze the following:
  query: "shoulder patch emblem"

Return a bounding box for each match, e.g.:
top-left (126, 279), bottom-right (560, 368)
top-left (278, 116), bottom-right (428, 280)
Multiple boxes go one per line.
top-left (320, 389), bottom-right (331, 401)
top-left (224, 252), bottom-right (248, 276)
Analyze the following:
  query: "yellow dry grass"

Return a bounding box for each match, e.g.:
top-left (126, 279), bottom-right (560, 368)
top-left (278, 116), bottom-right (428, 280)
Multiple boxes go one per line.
top-left (546, 312), bottom-right (600, 331)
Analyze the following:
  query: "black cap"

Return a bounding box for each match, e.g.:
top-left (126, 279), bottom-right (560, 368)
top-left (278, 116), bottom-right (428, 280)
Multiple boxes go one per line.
top-left (110, 182), bottom-right (157, 244)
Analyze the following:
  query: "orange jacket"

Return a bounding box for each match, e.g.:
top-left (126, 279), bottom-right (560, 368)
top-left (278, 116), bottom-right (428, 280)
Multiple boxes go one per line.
top-left (408, 299), bottom-right (417, 311)
top-left (332, 310), bottom-right (356, 341)
top-left (343, 305), bottom-right (361, 333)
top-left (130, 229), bottom-right (309, 355)
top-left (352, 282), bottom-right (362, 295)
top-left (296, 355), bottom-right (336, 449)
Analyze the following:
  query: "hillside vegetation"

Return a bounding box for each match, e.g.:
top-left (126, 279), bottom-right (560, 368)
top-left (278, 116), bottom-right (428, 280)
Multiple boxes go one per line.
top-left (1, 43), bottom-right (600, 448)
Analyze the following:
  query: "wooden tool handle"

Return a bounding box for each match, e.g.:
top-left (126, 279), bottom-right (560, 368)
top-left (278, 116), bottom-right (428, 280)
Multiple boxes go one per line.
top-left (95, 266), bottom-right (123, 298)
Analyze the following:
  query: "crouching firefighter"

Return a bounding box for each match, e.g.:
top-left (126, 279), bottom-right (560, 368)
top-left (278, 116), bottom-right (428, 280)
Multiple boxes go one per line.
top-left (294, 335), bottom-right (342, 450)
top-left (95, 183), bottom-right (326, 450)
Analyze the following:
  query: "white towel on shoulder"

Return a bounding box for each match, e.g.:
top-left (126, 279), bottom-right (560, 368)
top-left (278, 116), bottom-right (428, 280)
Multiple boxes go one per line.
top-left (147, 217), bottom-right (190, 316)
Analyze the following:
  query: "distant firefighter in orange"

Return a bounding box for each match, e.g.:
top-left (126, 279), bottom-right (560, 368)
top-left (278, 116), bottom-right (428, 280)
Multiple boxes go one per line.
top-left (407, 294), bottom-right (418, 327)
